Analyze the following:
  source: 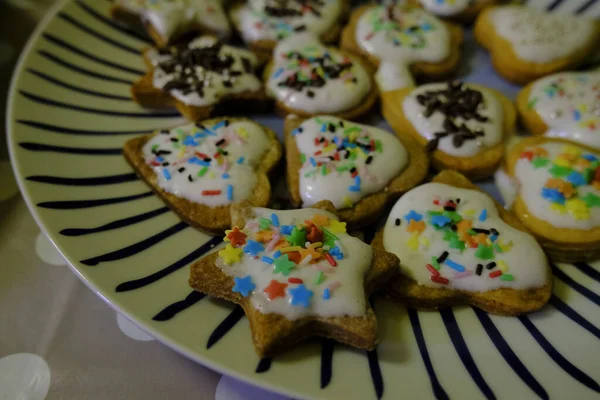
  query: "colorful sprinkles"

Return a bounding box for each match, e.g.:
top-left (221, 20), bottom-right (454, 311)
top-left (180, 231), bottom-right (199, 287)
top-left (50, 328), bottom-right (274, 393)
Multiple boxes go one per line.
top-left (364, 5), bottom-right (437, 49)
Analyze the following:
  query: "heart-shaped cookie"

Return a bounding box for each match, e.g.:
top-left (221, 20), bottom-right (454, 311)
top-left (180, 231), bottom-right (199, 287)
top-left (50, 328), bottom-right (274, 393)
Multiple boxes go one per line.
top-left (372, 170), bottom-right (552, 315)
top-left (517, 71), bottom-right (600, 151)
top-left (474, 5), bottom-right (600, 84)
top-left (284, 114), bottom-right (429, 228)
top-left (123, 117), bottom-right (282, 234)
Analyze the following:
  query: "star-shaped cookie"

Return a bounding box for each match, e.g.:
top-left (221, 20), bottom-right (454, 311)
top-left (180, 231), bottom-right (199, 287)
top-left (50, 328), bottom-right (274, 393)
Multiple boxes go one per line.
top-left (111, 0), bottom-right (231, 47)
top-left (123, 117), bottom-right (282, 234)
top-left (132, 36), bottom-right (268, 122)
top-left (188, 201), bottom-right (400, 356)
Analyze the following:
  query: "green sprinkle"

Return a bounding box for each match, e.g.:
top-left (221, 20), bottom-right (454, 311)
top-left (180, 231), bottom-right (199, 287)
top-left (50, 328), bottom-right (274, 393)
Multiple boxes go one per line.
top-left (494, 243), bottom-right (503, 253)
top-left (549, 165), bottom-right (572, 178)
top-left (322, 227), bottom-right (339, 241)
top-left (300, 153), bottom-right (306, 163)
top-left (531, 158), bottom-right (549, 168)
top-left (151, 144), bottom-right (159, 152)
top-left (443, 230), bottom-right (459, 241)
top-left (287, 226), bottom-right (307, 246)
top-left (197, 167), bottom-right (208, 177)
top-left (259, 218), bottom-right (271, 230)
top-left (350, 152), bottom-right (357, 161)
top-left (431, 256), bottom-right (440, 270)
top-left (314, 271), bottom-right (325, 285)
top-left (344, 126), bottom-right (361, 135)
top-left (583, 192), bottom-right (600, 208)
top-left (427, 210), bottom-right (443, 216)
top-left (449, 236), bottom-right (465, 252)
top-left (583, 168), bottom-right (593, 184)
top-left (321, 164), bottom-right (327, 176)
top-left (172, 142), bottom-right (181, 149)
top-left (443, 211), bottom-right (462, 223)
top-left (336, 164), bottom-right (351, 172)
top-left (468, 229), bottom-right (477, 235)
top-left (176, 128), bottom-right (186, 136)
top-left (304, 171), bottom-right (316, 178)
top-left (475, 244), bottom-right (495, 260)
top-left (500, 274), bottom-right (514, 281)
top-left (375, 139), bottom-right (383, 153)
top-left (527, 97), bottom-right (538, 109)
top-left (315, 117), bottom-right (324, 124)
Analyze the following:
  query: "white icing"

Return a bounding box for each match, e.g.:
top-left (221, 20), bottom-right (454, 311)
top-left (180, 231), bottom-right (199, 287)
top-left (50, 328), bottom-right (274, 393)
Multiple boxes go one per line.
top-left (527, 72), bottom-right (600, 150)
top-left (375, 62), bottom-right (415, 92)
top-left (148, 36), bottom-right (261, 107)
top-left (115, 0), bottom-right (230, 39)
top-left (402, 82), bottom-right (504, 157)
top-left (514, 142), bottom-right (600, 230)
top-left (419, 0), bottom-right (475, 16)
top-left (142, 120), bottom-right (271, 206)
top-left (490, 6), bottom-right (596, 63)
top-left (355, 6), bottom-right (450, 64)
top-left (494, 168), bottom-right (518, 209)
top-left (294, 116), bottom-right (408, 209)
top-left (266, 33), bottom-right (372, 114)
top-left (217, 208), bottom-right (373, 320)
top-left (383, 183), bottom-right (549, 291)
top-left (232, 0), bottom-right (343, 43)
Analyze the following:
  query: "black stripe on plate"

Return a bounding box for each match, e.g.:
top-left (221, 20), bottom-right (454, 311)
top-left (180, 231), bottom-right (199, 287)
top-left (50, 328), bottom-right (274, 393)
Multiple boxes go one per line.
top-left (57, 12), bottom-right (141, 55)
top-left (115, 236), bottom-right (223, 292)
top-left (572, 262), bottom-right (600, 284)
top-left (61, 206), bottom-right (169, 237)
top-left (17, 120), bottom-right (151, 136)
top-left (206, 305), bottom-right (245, 349)
top-left (42, 33), bottom-right (144, 75)
top-left (547, 0), bottom-right (564, 10)
top-left (519, 316), bottom-right (600, 393)
top-left (20, 90), bottom-right (180, 118)
top-left (255, 358), bottom-right (272, 373)
top-left (473, 308), bottom-right (548, 400)
top-left (552, 264), bottom-right (600, 307)
top-left (37, 191), bottom-right (154, 209)
top-left (550, 295), bottom-right (600, 340)
top-left (38, 50), bottom-right (132, 84)
top-left (80, 221), bottom-right (188, 266)
top-left (27, 173), bottom-right (138, 186)
top-left (407, 309), bottom-right (449, 400)
top-left (577, 0), bottom-right (598, 13)
top-left (75, 0), bottom-right (153, 43)
top-left (27, 69), bottom-right (131, 101)
top-left (19, 142), bottom-right (122, 155)
top-left (152, 291), bottom-right (206, 321)
top-left (366, 349), bottom-right (384, 400)
top-left (320, 339), bottom-right (334, 389)
top-left (439, 308), bottom-right (495, 399)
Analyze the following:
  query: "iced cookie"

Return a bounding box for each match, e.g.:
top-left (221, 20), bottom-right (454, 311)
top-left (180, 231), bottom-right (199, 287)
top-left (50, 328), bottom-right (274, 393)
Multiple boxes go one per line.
top-left (340, 4), bottom-right (463, 92)
top-left (516, 71), bottom-right (600, 150)
top-left (506, 137), bottom-right (600, 262)
top-left (188, 202), bottom-right (399, 356)
top-left (284, 114), bottom-right (429, 228)
top-left (230, 0), bottom-right (349, 64)
top-left (132, 36), bottom-right (267, 122)
top-left (474, 5), bottom-right (600, 85)
top-left (382, 81), bottom-right (516, 181)
top-left (111, 0), bottom-right (231, 47)
top-left (407, 0), bottom-right (499, 23)
top-left (123, 117), bottom-right (282, 234)
top-left (264, 32), bottom-right (377, 119)
top-left (371, 170), bottom-right (552, 315)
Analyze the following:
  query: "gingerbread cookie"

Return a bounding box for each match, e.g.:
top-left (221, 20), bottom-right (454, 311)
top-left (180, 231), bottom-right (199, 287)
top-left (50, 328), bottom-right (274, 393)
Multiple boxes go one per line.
top-left (382, 81), bottom-right (516, 181)
top-left (407, 0), bottom-right (499, 23)
top-left (284, 114), bottom-right (429, 228)
top-left (341, 4), bottom-right (463, 92)
top-left (132, 36), bottom-right (267, 122)
top-left (371, 170), bottom-right (552, 315)
top-left (505, 137), bottom-right (600, 262)
top-left (111, 0), bottom-right (231, 47)
top-left (264, 32), bottom-right (377, 119)
top-left (188, 202), bottom-right (399, 356)
top-left (123, 117), bottom-right (282, 234)
top-left (230, 0), bottom-right (349, 64)
top-left (474, 5), bottom-right (600, 84)
top-left (516, 71), bottom-right (600, 151)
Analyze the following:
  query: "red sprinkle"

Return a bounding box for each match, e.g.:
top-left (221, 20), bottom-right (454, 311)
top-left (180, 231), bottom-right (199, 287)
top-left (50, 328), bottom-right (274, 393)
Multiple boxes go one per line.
top-left (314, 138), bottom-right (320, 146)
top-left (469, 241), bottom-right (478, 248)
top-left (195, 152), bottom-right (209, 159)
top-left (594, 166), bottom-right (600, 182)
top-left (489, 270), bottom-right (502, 278)
top-left (433, 200), bottom-right (440, 205)
top-left (520, 151), bottom-right (534, 161)
top-left (426, 264), bottom-right (440, 277)
top-left (325, 253), bottom-right (337, 267)
top-left (431, 276), bottom-right (449, 284)
top-left (213, 152), bottom-right (220, 158)
top-left (314, 150), bottom-right (322, 156)
top-left (150, 161), bottom-right (161, 166)
top-left (288, 277), bottom-right (303, 284)
top-left (334, 152), bottom-right (340, 161)
top-left (202, 190), bottom-right (222, 196)
top-left (351, 171), bottom-right (358, 178)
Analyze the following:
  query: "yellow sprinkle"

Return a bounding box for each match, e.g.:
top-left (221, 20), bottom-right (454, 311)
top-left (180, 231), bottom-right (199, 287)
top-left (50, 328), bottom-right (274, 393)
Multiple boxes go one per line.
top-left (281, 246), bottom-right (302, 253)
top-left (485, 238), bottom-right (492, 246)
top-left (178, 148), bottom-right (186, 158)
top-left (498, 239), bottom-right (513, 252)
top-left (323, 144), bottom-right (337, 153)
top-left (419, 236), bottom-right (429, 249)
top-left (550, 203), bottom-right (566, 214)
top-left (566, 198), bottom-right (590, 220)
top-left (236, 127), bottom-right (249, 139)
top-left (553, 156), bottom-right (572, 167)
top-left (463, 209), bottom-right (476, 217)
top-left (562, 145), bottom-right (582, 157)
top-left (349, 132), bottom-right (358, 142)
top-left (209, 171), bottom-right (215, 179)
top-left (309, 242), bottom-right (322, 248)
top-left (498, 260), bottom-right (509, 273)
top-left (407, 232), bottom-right (419, 250)
top-left (343, 196), bottom-right (353, 208)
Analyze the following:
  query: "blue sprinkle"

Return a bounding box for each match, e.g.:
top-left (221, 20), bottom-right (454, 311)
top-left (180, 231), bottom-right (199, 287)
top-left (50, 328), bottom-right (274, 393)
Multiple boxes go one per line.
top-left (155, 156), bottom-right (164, 163)
top-left (573, 110), bottom-right (581, 121)
top-left (421, 23), bottom-right (432, 31)
top-left (354, 176), bottom-right (361, 185)
top-left (431, 215), bottom-right (451, 227)
top-left (188, 157), bottom-right (210, 166)
top-left (194, 132), bottom-right (206, 139)
top-left (292, 128), bottom-right (301, 136)
top-left (566, 171), bottom-right (587, 187)
top-left (273, 67), bottom-right (284, 78)
top-left (582, 154), bottom-right (598, 162)
top-left (212, 121), bottom-right (226, 130)
top-left (541, 187), bottom-right (565, 204)
top-left (489, 234), bottom-right (497, 242)
top-left (182, 135), bottom-right (198, 146)
top-left (321, 124), bottom-right (327, 132)
top-left (348, 185), bottom-right (361, 192)
top-left (271, 213), bottom-right (280, 227)
top-left (332, 137), bottom-right (340, 145)
top-left (222, 173), bottom-right (230, 179)
top-left (227, 185), bottom-right (233, 201)
top-left (310, 157), bottom-right (317, 167)
top-left (237, 156), bottom-right (245, 164)
top-left (162, 169), bottom-right (171, 180)
top-left (273, 250), bottom-right (282, 259)
top-left (261, 256), bottom-right (273, 264)
top-left (280, 225), bottom-right (293, 235)
top-left (404, 210), bottom-right (423, 222)
top-left (445, 259), bottom-right (465, 272)
top-left (479, 209), bottom-right (488, 222)
top-left (323, 288), bottom-right (331, 300)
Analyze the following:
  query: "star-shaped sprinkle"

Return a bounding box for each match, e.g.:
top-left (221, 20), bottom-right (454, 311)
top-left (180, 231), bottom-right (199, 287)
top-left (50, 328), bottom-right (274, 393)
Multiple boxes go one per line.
top-left (232, 275), bottom-right (255, 297)
top-left (225, 226), bottom-right (247, 247)
top-left (254, 230), bottom-right (273, 243)
top-left (273, 254), bottom-right (296, 276)
top-left (286, 227), bottom-right (307, 246)
top-left (583, 192), bottom-right (600, 208)
top-left (474, 244), bottom-right (494, 260)
top-left (327, 219), bottom-right (347, 234)
top-left (299, 246), bottom-right (321, 263)
top-left (541, 187), bottom-right (565, 204)
top-left (549, 165), bottom-right (571, 178)
top-left (289, 284), bottom-right (313, 308)
top-left (531, 157), bottom-right (549, 168)
top-left (448, 236), bottom-right (465, 252)
top-left (263, 280), bottom-right (288, 300)
top-left (407, 232), bottom-right (420, 250)
top-left (431, 215), bottom-right (451, 228)
top-left (407, 219), bottom-right (426, 234)
top-left (566, 171), bottom-right (587, 186)
top-left (312, 214), bottom-right (330, 227)
top-left (243, 240), bottom-right (265, 256)
top-left (404, 210), bottom-right (423, 222)
top-left (219, 244), bottom-right (243, 265)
